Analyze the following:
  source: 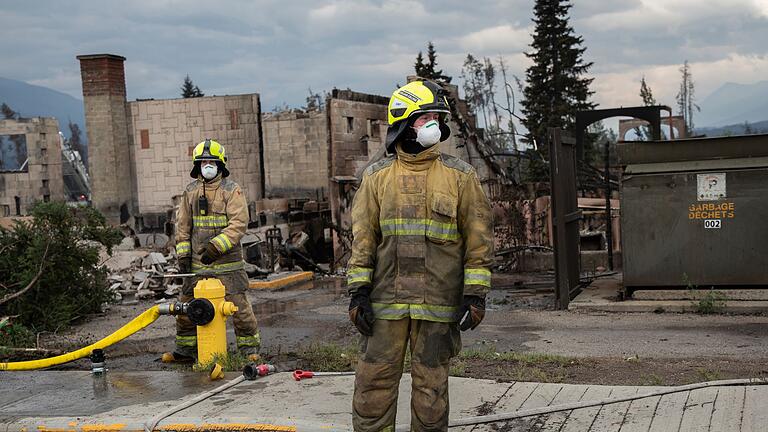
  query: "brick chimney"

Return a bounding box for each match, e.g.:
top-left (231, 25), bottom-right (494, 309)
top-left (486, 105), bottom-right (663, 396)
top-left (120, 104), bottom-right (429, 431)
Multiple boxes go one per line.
top-left (77, 54), bottom-right (133, 225)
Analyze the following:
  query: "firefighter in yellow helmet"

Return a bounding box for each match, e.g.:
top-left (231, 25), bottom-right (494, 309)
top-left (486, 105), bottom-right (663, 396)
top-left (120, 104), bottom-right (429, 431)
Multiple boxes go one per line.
top-left (348, 80), bottom-right (494, 431)
top-left (163, 139), bottom-right (261, 363)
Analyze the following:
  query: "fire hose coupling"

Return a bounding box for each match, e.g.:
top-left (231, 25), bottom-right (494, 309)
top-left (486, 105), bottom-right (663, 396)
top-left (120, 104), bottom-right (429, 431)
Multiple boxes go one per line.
top-left (158, 299), bottom-right (218, 326)
top-left (242, 363), bottom-right (277, 380)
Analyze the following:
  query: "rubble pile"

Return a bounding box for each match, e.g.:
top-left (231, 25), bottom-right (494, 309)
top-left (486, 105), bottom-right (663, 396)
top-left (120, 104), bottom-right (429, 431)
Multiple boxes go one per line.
top-left (106, 252), bottom-right (183, 305)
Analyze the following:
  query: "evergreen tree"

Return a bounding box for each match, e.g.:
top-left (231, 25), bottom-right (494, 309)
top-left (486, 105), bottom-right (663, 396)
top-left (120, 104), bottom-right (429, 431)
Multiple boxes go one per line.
top-left (639, 76), bottom-right (656, 106)
top-left (634, 76), bottom-right (658, 141)
top-left (461, 54), bottom-right (487, 123)
top-left (521, 0), bottom-right (595, 177)
top-left (675, 61), bottom-right (699, 136)
top-left (1, 103), bottom-right (18, 120)
top-left (413, 42), bottom-right (452, 83)
top-left (414, 51), bottom-right (427, 78)
top-left (181, 75), bottom-right (204, 98)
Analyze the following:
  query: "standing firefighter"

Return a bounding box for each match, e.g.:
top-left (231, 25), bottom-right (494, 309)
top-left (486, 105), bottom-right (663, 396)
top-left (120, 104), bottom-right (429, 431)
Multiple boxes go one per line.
top-left (348, 80), bottom-right (494, 431)
top-left (163, 139), bottom-right (261, 363)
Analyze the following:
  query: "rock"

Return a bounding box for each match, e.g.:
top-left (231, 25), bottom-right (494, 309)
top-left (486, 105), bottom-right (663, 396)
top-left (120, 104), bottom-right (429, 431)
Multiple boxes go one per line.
top-left (133, 271), bottom-right (149, 283)
top-left (115, 237), bottom-right (136, 251)
top-left (143, 252), bottom-right (168, 267)
top-left (164, 285), bottom-right (180, 297)
top-left (122, 300), bottom-right (139, 306)
top-left (136, 233), bottom-right (170, 248)
top-left (109, 282), bottom-right (123, 291)
top-left (108, 275), bottom-right (125, 283)
top-left (136, 279), bottom-right (150, 291)
top-left (136, 289), bottom-right (154, 300)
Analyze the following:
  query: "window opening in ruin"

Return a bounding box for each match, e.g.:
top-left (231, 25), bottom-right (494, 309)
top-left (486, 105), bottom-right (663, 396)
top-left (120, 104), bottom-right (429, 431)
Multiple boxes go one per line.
top-left (43, 195), bottom-right (50, 203)
top-left (1, 205), bottom-right (9, 217)
top-left (0, 134), bottom-right (29, 172)
top-left (41, 148), bottom-right (47, 158)
top-left (359, 134), bottom-right (370, 156)
top-left (14, 196), bottom-right (20, 215)
top-left (346, 117), bottom-right (354, 133)
top-left (42, 179), bottom-right (49, 188)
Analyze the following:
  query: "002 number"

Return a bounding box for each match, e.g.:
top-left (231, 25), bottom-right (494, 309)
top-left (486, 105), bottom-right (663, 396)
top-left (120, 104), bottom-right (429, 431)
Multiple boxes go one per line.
top-left (704, 219), bottom-right (721, 229)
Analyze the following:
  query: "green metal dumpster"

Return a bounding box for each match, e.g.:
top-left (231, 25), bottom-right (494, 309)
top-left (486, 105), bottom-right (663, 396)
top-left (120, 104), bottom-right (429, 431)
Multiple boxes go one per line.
top-left (618, 134), bottom-right (768, 287)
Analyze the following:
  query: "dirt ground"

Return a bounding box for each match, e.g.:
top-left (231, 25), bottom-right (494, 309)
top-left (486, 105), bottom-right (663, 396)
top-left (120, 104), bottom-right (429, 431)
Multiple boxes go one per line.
top-left (25, 273), bottom-right (768, 386)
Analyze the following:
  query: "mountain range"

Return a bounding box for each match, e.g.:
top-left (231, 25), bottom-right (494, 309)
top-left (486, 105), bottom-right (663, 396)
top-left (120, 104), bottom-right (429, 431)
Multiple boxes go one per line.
top-left (1, 76), bottom-right (767, 147)
top-left (695, 80), bottom-right (768, 128)
top-left (0, 76), bottom-right (85, 142)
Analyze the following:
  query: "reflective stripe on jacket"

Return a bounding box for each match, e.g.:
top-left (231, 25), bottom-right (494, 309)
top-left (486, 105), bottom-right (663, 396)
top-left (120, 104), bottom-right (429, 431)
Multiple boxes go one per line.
top-left (347, 143), bottom-right (494, 322)
top-left (175, 175), bottom-right (248, 275)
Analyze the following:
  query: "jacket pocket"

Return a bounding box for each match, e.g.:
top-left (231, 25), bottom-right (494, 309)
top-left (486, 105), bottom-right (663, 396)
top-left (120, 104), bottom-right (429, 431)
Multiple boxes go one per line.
top-left (427, 192), bottom-right (458, 244)
top-left (211, 200), bottom-right (227, 216)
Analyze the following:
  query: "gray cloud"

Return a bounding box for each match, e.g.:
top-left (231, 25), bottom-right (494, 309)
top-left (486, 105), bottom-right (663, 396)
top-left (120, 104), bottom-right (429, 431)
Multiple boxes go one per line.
top-left (1, 0), bottom-right (766, 117)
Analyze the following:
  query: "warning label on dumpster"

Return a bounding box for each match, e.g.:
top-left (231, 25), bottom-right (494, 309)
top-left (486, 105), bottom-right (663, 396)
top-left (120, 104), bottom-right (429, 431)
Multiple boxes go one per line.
top-left (697, 173), bottom-right (726, 201)
top-left (688, 202), bottom-right (735, 220)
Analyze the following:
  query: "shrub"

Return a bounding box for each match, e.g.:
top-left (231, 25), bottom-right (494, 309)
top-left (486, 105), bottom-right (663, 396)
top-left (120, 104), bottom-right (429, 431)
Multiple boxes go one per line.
top-left (0, 202), bottom-right (121, 331)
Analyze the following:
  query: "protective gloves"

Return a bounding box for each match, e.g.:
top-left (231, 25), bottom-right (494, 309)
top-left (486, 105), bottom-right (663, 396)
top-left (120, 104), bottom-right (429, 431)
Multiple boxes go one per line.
top-left (458, 295), bottom-right (486, 331)
top-left (200, 242), bottom-right (223, 265)
top-left (348, 286), bottom-right (375, 336)
top-left (178, 256), bottom-right (192, 273)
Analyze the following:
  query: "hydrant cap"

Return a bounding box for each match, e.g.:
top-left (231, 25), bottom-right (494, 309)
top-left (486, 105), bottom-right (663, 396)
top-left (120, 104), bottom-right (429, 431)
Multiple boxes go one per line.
top-left (194, 278), bottom-right (226, 299)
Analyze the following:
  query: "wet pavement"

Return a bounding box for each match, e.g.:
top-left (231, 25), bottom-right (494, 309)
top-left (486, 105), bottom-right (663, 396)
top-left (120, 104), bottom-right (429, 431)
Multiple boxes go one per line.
top-left (12, 273), bottom-right (768, 374)
top-left (3, 371), bottom-right (768, 431)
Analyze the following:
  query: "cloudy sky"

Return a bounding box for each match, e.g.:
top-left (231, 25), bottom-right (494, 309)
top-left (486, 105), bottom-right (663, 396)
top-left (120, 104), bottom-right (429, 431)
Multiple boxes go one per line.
top-left (2, 0), bottom-right (768, 122)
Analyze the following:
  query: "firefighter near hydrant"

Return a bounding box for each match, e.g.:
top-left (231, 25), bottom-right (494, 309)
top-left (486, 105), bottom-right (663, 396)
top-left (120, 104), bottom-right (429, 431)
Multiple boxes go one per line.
top-left (347, 80), bottom-right (494, 431)
top-left (163, 139), bottom-right (261, 364)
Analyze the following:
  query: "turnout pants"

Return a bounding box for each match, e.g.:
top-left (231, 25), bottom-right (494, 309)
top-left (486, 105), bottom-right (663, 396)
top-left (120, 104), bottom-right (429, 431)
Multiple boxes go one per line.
top-left (174, 269), bottom-right (261, 357)
top-left (353, 317), bottom-right (461, 432)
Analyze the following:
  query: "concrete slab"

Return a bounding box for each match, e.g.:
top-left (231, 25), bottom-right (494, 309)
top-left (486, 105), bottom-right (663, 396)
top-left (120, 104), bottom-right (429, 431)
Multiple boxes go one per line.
top-left (633, 289), bottom-right (768, 301)
top-left (2, 371), bottom-right (766, 431)
top-left (570, 276), bottom-right (768, 314)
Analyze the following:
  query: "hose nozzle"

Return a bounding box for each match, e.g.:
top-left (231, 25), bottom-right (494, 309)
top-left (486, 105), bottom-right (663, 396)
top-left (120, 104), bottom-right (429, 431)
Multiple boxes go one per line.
top-left (243, 363), bottom-right (276, 380)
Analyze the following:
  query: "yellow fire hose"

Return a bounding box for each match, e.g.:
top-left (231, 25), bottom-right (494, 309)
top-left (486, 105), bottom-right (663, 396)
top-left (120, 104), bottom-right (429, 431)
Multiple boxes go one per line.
top-left (0, 305), bottom-right (162, 371)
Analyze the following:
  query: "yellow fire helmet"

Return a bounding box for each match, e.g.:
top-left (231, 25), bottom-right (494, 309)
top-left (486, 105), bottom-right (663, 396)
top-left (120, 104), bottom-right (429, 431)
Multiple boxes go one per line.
top-left (190, 138), bottom-right (230, 178)
top-left (385, 80), bottom-right (451, 152)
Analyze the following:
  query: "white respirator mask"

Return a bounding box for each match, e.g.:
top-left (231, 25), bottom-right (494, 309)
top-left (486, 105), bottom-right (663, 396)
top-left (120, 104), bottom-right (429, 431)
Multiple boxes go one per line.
top-left (201, 163), bottom-right (218, 180)
top-left (415, 120), bottom-right (442, 147)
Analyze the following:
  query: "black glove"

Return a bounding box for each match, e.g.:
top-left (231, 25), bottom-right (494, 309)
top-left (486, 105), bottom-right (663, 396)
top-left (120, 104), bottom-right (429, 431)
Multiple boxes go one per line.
top-left (348, 287), bottom-right (375, 336)
top-left (200, 242), bottom-right (223, 265)
top-left (458, 295), bottom-right (486, 331)
top-left (178, 256), bottom-right (192, 273)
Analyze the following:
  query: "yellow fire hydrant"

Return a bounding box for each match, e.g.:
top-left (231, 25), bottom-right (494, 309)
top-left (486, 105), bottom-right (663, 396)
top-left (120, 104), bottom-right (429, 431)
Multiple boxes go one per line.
top-left (163, 278), bottom-right (237, 378)
top-left (193, 278), bottom-right (238, 365)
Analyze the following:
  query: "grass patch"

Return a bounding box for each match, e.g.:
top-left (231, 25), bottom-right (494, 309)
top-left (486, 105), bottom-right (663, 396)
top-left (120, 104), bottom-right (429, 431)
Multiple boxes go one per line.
top-left (0, 321), bottom-right (35, 349)
top-left (192, 351), bottom-right (251, 373)
top-left (449, 359), bottom-right (466, 377)
top-left (695, 289), bottom-right (727, 314)
top-left (299, 342), bottom-right (358, 372)
top-left (460, 346), bottom-right (574, 367)
top-left (453, 346), bottom-right (574, 383)
top-left (696, 368), bottom-right (722, 382)
top-left (684, 273), bottom-right (727, 314)
top-left (642, 373), bottom-right (665, 386)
